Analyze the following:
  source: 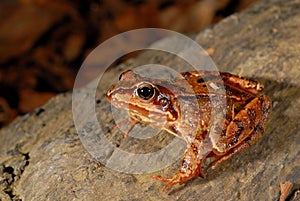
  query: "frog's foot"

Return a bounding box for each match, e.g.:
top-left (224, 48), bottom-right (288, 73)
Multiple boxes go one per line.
top-left (151, 172), bottom-right (191, 193)
top-left (152, 139), bottom-right (208, 193)
top-left (151, 165), bottom-right (205, 193)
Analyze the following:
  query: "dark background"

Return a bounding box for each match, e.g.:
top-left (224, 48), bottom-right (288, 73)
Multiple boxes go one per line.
top-left (0, 0), bottom-right (258, 127)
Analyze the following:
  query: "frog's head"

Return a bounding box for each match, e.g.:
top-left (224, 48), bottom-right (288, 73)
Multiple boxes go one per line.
top-left (106, 70), bottom-right (180, 124)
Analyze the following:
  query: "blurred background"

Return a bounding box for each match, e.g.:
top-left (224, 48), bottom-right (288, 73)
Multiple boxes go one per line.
top-left (0, 0), bottom-right (258, 127)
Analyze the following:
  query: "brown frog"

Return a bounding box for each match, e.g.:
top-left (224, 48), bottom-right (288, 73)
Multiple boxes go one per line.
top-left (106, 70), bottom-right (272, 193)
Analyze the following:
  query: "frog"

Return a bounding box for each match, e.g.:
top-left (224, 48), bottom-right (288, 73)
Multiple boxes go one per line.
top-left (106, 70), bottom-right (272, 193)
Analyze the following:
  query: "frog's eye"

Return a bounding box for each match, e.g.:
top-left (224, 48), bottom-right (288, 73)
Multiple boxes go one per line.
top-left (136, 83), bottom-right (156, 101)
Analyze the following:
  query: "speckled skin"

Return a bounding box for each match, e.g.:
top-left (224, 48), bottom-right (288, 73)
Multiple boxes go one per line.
top-left (106, 70), bottom-right (272, 193)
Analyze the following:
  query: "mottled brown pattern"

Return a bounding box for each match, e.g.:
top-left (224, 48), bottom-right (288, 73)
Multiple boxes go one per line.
top-left (106, 70), bottom-right (272, 192)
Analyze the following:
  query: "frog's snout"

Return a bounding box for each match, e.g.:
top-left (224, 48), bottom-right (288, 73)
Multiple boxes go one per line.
top-left (106, 85), bottom-right (116, 101)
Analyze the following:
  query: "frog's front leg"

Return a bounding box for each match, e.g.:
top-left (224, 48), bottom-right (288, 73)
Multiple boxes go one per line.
top-left (212, 95), bottom-right (272, 168)
top-left (152, 138), bottom-right (208, 193)
top-left (113, 118), bottom-right (139, 138)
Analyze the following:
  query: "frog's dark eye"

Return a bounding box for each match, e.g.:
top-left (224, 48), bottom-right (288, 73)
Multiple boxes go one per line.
top-left (136, 83), bottom-right (156, 101)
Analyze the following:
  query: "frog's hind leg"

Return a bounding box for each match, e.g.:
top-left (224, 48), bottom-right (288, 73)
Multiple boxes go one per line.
top-left (152, 139), bottom-right (207, 193)
top-left (212, 95), bottom-right (272, 169)
top-left (212, 127), bottom-right (264, 169)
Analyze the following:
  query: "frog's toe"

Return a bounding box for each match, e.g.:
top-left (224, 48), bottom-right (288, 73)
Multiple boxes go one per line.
top-left (162, 180), bottom-right (181, 193)
top-left (151, 174), bottom-right (183, 193)
top-left (152, 172), bottom-right (191, 193)
top-left (151, 175), bottom-right (173, 182)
